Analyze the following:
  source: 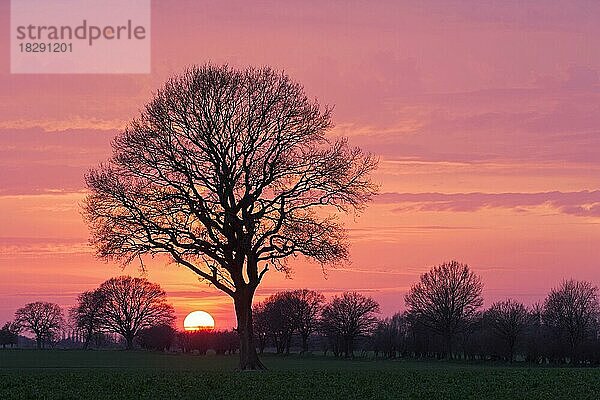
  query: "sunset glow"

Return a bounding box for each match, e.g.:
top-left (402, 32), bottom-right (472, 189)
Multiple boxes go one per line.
top-left (0, 1), bottom-right (599, 331)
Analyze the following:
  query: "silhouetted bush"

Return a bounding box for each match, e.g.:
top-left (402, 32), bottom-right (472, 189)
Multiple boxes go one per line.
top-left (139, 325), bottom-right (177, 351)
top-left (178, 330), bottom-right (239, 355)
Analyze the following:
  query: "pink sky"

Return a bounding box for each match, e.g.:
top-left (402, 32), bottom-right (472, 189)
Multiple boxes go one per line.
top-left (1, 0), bottom-right (599, 329)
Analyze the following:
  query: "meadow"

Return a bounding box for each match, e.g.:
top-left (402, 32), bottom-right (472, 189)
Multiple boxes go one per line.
top-left (0, 350), bottom-right (599, 399)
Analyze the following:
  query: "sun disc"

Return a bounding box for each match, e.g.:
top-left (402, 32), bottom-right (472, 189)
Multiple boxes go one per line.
top-left (183, 310), bottom-right (215, 331)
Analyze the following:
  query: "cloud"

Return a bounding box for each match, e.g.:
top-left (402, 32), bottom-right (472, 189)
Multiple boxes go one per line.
top-left (0, 237), bottom-right (91, 257)
top-left (378, 190), bottom-right (600, 217)
top-left (0, 118), bottom-right (126, 132)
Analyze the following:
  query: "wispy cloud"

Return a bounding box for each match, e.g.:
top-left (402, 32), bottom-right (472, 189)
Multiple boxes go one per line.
top-left (0, 237), bottom-right (91, 257)
top-left (379, 190), bottom-right (600, 217)
top-left (0, 119), bottom-right (125, 132)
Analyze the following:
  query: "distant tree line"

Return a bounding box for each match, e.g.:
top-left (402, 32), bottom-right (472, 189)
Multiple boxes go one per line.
top-left (253, 261), bottom-right (599, 365)
top-left (2, 276), bottom-right (176, 349)
top-left (253, 289), bottom-right (381, 358)
top-left (1, 275), bottom-right (241, 353)
top-left (2, 262), bottom-right (599, 365)
top-left (379, 262), bottom-right (599, 365)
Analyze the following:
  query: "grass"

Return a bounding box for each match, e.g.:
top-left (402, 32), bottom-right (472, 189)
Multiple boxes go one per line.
top-left (0, 350), bottom-right (599, 399)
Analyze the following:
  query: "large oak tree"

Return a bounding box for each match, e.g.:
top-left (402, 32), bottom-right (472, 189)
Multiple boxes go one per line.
top-left (83, 64), bottom-right (377, 369)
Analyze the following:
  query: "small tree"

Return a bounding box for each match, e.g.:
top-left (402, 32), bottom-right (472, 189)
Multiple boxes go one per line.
top-left (523, 302), bottom-right (547, 363)
top-left (252, 302), bottom-right (269, 354)
top-left (543, 279), bottom-right (599, 363)
top-left (70, 289), bottom-right (107, 349)
top-left (372, 312), bottom-right (408, 358)
top-left (0, 322), bottom-right (20, 348)
top-left (83, 64), bottom-right (377, 369)
top-left (405, 261), bottom-right (483, 359)
top-left (99, 276), bottom-right (176, 349)
top-left (288, 289), bottom-right (325, 353)
top-left (484, 299), bottom-right (529, 362)
top-left (320, 292), bottom-right (380, 357)
top-left (260, 292), bottom-right (296, 354)
top-left (14, 302), bottom-right (64, 349)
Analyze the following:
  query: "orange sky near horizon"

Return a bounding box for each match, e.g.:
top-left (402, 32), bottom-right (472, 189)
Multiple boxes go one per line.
top-left (1, 0), bottom-right (600, 330)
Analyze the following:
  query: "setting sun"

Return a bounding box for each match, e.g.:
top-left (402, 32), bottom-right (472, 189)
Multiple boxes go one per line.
top-left (183, 311), bottom-right (215, 331)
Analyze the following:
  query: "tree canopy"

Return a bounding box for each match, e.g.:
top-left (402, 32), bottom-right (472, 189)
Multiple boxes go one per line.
top-left (405, 261), bottom-right (483, 358)
top-left (83, 64), bottom-right (377, 369)
top-left (14, 302), bottom-right (64, 349)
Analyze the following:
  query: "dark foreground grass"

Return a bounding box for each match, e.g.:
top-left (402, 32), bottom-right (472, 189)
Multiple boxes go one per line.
top-left (1, 350), bottom-right (599, 400)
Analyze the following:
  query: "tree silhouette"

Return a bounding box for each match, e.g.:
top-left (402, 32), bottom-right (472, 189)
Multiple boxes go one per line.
top-left (258, 292), bottom-right (296, 354)
top-left (98, 276), bottom-right (175, 349)
top-left (405, 261), bottom-right (483, 359)
top-left (254, 289), bottom-right (325, 354)
top-left (543, 279), bottom-right (599, 363)
top-left (320, 291), bottom-right (380, 357)
top-left (70, 288), bottom-right (106, 349)
top-left (138, 325), bottom-right (177, 351)
top-left (484, 299), bottom-right (529, 362)
top-left (252, 302), bottom-right (270, 354)
top-left (372, 312), bottom-right (409, 358)
top-left (83, 64), bottom-right (377, 369)
top-left (14, 302), bottom-right (64, 349)
top-left (288, 289), bottom-right (325, 353)
top-left (0, 322), bottom-right (20, 348)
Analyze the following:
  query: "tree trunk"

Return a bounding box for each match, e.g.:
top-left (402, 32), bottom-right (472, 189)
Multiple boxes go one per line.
top-left (301, 334), bottom-right (309, 354)
top-left (125, 335), bottom-right (134, 350)
top-left (508, 339), bottom-right (515, 363)
top-left (285, 335), bottom-right (291, 355)
top-left (344, 337), bottom-right (353, 358)
top-left (445, 334), bottom-right (453, 360)
top-left (274, 335), bottom-right (283, 354)
top-left (234, 292), bottom-right (266, 370)
top-left (36, 337), bottom-right (42, 349)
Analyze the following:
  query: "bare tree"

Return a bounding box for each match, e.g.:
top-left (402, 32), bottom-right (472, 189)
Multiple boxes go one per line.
top-left (70, 289), bottom-right (107, 349)
top-left (543, 279), bottom-right (599, 363)
top-left (484, 299), bottom-right (529, 362)
top-left (14, 302), bottom-right (64, 349)
top-left (372, 312), bottom-right (409, 358)
top-left (288, 289), bottom-right (325, 353)
top-left (83, 64), bottom-right (377, 369)
top-left (98, 276), bottom-right (175, 349)
top-left (523, 302), bottom-right (546, 363)
top-left (253, 289), bottom-right (324, 354)
top-left (405, 261), bottom-right (483, 359)
top-left (0, 322), bottom-right (21, 349)
top-left (259, 292), bottom-right (296, 354)
top-left (320, 292), bottom-right (380, 357)
top-left (252, 302), bottom-right (269, 354)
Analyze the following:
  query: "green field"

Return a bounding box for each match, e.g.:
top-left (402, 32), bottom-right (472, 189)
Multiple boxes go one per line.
top-left (0, 350), bottom-right (599, 400)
